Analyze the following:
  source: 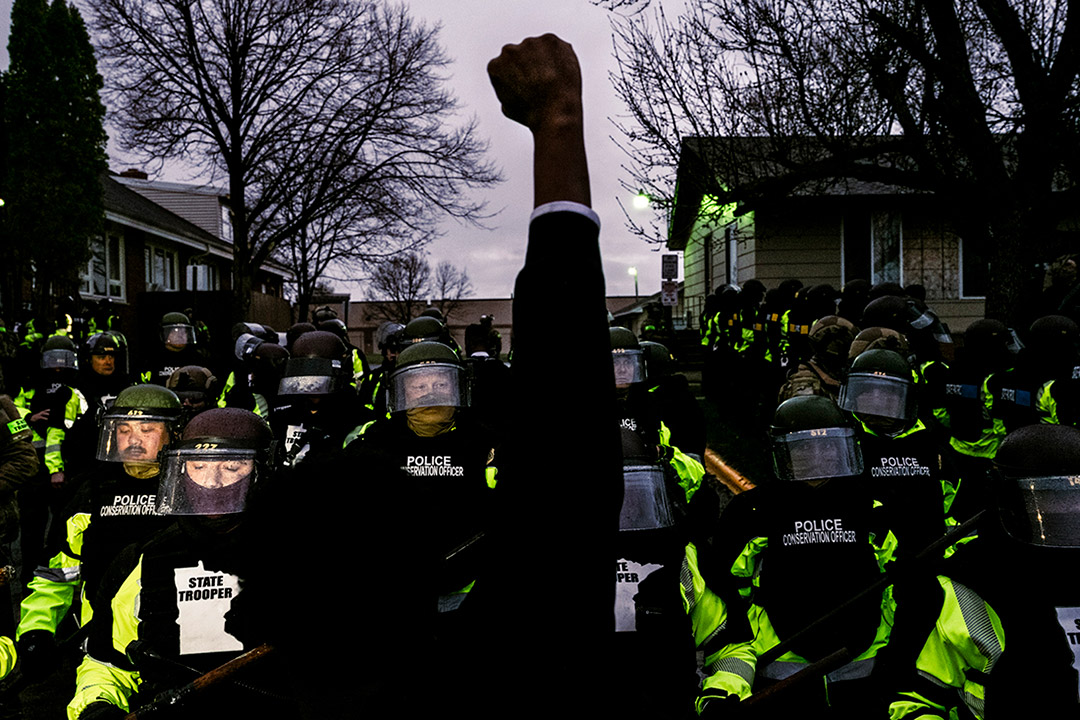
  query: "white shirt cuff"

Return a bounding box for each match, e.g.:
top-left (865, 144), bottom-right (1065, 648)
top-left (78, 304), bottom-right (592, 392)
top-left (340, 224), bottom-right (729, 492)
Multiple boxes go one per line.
top-left (530, 201), bottom-right (600, 229)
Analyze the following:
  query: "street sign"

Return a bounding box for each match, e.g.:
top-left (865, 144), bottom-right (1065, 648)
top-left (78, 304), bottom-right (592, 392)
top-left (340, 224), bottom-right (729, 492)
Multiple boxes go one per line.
top-left (661, 281), bottom-right (679, 307)
top-left (662, 254), bottom-right (678, 280)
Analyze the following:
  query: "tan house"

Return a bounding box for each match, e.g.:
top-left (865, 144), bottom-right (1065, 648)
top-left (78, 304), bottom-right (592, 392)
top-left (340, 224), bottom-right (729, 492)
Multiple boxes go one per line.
top-left (668, 137), bottom-right (1009, 333)
top-left (86, 170), bottom-right (292, 361)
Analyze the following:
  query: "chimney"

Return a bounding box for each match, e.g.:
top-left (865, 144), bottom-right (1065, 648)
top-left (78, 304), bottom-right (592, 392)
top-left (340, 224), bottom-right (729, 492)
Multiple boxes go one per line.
top-left (119, 168), bottom-right (148, 180)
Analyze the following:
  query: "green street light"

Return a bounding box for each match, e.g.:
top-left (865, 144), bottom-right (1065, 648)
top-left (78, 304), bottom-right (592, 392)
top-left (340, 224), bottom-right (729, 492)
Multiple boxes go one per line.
top-left (632, 192), bottom-right (650, 210)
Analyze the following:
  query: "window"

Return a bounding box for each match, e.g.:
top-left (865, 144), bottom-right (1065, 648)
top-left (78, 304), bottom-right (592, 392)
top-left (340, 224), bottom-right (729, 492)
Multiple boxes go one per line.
top-left (145, 245), bottom-right (179, 291)
top-left (960, 237), bottom-right (989, 298)
top-left (843, 210), bottom-right (901, 286)
top-left (186, 263), bottom-right (220, 291)
top-left (81, 232), bottom-right (125, 300)
top-left (842, 210), bottom-right (871, 284)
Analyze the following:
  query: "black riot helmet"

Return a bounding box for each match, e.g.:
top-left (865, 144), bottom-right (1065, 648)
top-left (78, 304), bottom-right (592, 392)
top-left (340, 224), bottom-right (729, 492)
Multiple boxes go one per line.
top-left (278, 331), bottom-right (349, 397)
top-left (639, 341), bottom-right (673, 384)
top-left (993, 425), bottom-right (1080, 548)
top-left (157, 407), bottom-right (273, 516)
top-left (386, 341), bottom-right (467, 413)
top-left (839, 349), bottom-right (916, 432)
top-left (285, 322), bottom-right (317, 353)
top-left (771, 395), bottom-right (864, 482)
top-left (166, 365), bottom-right (218, 417)
top-left (610, 327), bottom-right (646, 387)
top-left (41, 335), bottom-right (78, 370)
top-left (232, 322), bottom-right (266, 364)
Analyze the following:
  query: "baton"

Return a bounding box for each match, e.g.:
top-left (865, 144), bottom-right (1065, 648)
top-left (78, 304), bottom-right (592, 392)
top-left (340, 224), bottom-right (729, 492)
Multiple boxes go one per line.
top-left (124, 644), bottom-right (274, 719)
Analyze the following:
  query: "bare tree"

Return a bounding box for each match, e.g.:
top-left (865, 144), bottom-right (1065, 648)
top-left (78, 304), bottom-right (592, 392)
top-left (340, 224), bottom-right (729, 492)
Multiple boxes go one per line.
top-left (364, 253), bottom-right (473, 324)
top-left (430, 261), bottom-right (474, 321)
top-left (91, 0), bottom-right (499, 320)
top-left (607, 0), bottom-right (1080, 323)
top-left (364, 252), bottom-right (432, 325)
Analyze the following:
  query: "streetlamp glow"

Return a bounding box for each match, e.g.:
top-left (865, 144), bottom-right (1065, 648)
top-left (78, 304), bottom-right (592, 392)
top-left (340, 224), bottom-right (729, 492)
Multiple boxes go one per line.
top-left (632, 193), bottom-right (650, 210)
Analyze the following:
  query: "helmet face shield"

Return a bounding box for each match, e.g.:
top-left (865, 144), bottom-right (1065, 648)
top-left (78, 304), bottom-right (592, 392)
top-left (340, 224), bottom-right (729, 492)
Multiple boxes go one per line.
top-left (42, 349), bottom-right (78, 370)
top-left (161, 324), bottom-right (196, 347)
top-left (839, 373), bottom-right (915, 422)
top-left (612, 349), bottom-right (646, 386)
top-left (277, 357), bottom-right (346, 397)
top-left (999, 475), bottom-right (1080, 548)
top-left (387, 363), bottom-right (464, 413)
top-left (158, 448), bottom-right (258, 515)
top-left (772, 427), bottom-right (863, 481)
top-left (96, 414), bottom-right (175, 463)
top-left (619, 464), bottom-right (676, 531)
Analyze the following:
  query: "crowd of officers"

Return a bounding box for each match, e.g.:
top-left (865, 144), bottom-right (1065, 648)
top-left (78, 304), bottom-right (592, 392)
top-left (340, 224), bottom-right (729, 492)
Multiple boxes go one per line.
top-left (0, 303), bottom-right (512, 717)
top-left (0, 31), bottom-right (1077, 719)
top-left (689, 277), bottom-right (1080, 718)
top-left (0, 272), bottom-right (1074, 718)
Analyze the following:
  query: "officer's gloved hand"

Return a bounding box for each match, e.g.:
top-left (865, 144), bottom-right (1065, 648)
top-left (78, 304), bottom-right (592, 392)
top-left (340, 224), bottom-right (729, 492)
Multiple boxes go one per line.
top-left (16, 629), bottom-right (58, 681)
top-left (699, 692), bottom-right (742, 718)
top-left (78, 702), bottom-right (126, 720)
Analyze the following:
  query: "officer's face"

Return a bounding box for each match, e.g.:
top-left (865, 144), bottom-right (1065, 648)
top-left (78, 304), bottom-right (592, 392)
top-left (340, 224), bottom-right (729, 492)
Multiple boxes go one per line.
top-left (164, 327), bottom-right (190, 350)
top-left (185, 459), bottom-right (254, 489)
top-left (116, 421), bottom-right (167, 461)
top-left (403, 369), bottom-right (455, 407)
top-left (91, 354), bottom-right (115, 376)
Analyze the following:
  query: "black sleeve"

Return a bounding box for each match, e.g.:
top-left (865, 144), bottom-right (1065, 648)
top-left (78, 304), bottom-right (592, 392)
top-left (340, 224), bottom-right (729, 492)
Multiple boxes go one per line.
top-left (470, 209), bottom-right (623, 712)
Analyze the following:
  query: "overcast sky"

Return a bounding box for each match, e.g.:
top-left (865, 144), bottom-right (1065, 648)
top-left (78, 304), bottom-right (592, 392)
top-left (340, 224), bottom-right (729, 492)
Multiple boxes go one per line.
top-left (1, 0), bottom-right (674, 300)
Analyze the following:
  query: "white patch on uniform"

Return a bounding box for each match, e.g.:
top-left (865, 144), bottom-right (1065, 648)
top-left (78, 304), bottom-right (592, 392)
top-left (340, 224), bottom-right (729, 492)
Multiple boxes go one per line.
top-left (173, 560), bottom-right (243, 656)
top-left (1055, 606), bottom-right (1080, 701)
top-left (614, 558), bottom-right (663, 632)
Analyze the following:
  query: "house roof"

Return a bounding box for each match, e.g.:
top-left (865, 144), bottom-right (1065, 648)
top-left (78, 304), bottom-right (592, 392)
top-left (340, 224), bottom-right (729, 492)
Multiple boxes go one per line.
top-left (103, 172), bottom-right (231, 259)
top-left (103, 172), bottom-right (293, 280)
top-left (669, 136), bottom-right (930, 249)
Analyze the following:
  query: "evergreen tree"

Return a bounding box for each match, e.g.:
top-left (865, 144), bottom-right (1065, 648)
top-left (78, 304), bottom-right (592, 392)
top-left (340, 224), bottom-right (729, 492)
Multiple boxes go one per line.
top-left (2, 0), bottom-right (107, 320)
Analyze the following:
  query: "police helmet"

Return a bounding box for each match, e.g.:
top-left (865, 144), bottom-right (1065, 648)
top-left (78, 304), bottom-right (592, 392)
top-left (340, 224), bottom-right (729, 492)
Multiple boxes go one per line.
top-left (386, 341), bottom-right (467, 413)
top-left (311, 306), bottom-right (338, 324)
top-left (232, 323), bottom-right (266, 363)
top-left (770, 396), bottom-right (863, 482)
top-left (809, 316), bottom-right (858, 365)
top-left (848, 326), bottom-right (910, 361)
top-left (993, 425), bottom-right (1080, 547)
top-left (278, 331), bottom-right (349, 397)
top-left (402, 316), bottom-right (447, 346)
top-left (1028, 315), bottom-right (1079, 351)
top-left (160, 312), bottom-right (196, 347)
top-left (639, 341), bottom-right (673, 383)
top-left (157, 408), bottom-right (272, 516)
top-left (839, 349), bottom-right (916, 425)
top-left (96, 385), bottom-right (182, 464)
top-left (41, 335), bottom-right (78, 370)
top-left (166, 366), bottom-right (218, 409)
top-left (286, 322), bottom-right (317, 352)
top-left (376, 322), bottom-right (406, 351)
top-left (610, 327), bottom-right (646, 387)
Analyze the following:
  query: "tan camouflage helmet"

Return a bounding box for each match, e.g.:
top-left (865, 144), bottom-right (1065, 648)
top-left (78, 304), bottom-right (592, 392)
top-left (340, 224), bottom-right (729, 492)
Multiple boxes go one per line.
top-left (847, 326), bottom-right (910, 360)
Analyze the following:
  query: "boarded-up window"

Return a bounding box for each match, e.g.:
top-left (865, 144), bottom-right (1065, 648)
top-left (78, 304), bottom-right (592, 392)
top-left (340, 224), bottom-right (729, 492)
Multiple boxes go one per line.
top-left (872, 211), bottom-right (902, 285)
top-left (843, 210), bottom-right (871, 284)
